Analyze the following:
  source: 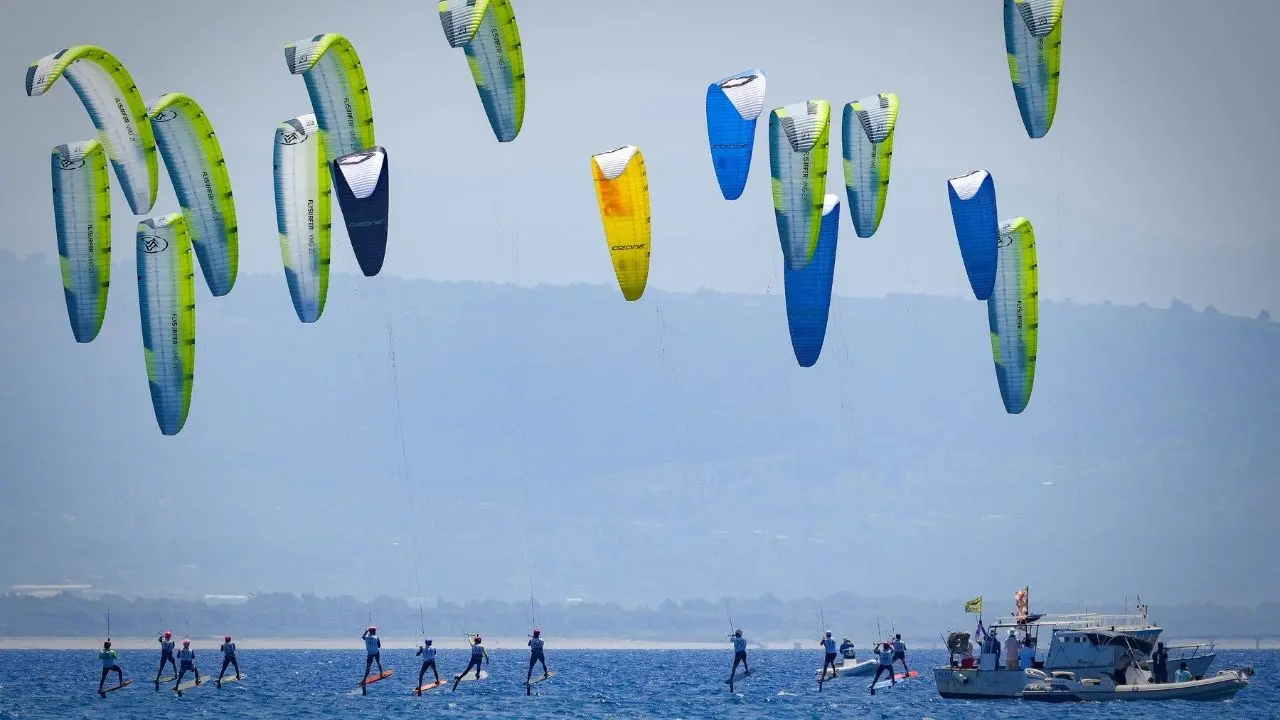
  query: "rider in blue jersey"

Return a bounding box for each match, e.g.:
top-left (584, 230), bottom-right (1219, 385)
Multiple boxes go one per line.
top-left (362, 627), bottom-right (383, 679)
top-left (452, 635), bottom-right (489, 691)
top-left (727, 629), bottom-right (750, 684)
top-left (174, 639), bottom-right (200, 689)
top-left (217, 634), bottom-right (240, 687)
top-left (155, 630), bottom-right (177, 685)
top-left (821, 631), bottom-right (839, 678)
top-left (527, 628), bottom-right (549, 682)
top-left (416, 637), bottom-right (439, 693)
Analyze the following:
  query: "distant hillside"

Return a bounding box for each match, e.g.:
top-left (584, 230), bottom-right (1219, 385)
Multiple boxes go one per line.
top-left (2, 591), bottom-right (1278, 646)
top-left (0, 250), bottom-right (1277, 606)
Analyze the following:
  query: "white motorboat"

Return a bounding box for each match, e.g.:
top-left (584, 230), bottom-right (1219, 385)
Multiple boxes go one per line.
top-left (936, 626), bottom-right (1214, 699)
top-left (815, 657), bottom-right (877, 681)
top-left (1021, 665), bottom-right (1253, 702)
top-left (935, 595), bottom-right (1217, 700)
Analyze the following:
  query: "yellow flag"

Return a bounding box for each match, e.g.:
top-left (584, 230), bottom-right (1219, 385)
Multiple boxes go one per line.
top-left (964, 596), bottom-right (983, 614)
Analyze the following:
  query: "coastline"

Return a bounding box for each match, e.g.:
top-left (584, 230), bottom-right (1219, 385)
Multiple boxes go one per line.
top-left (0, 637), bottom-right (752, 651)
top-left (0, 636), bottom-right (1275, 651)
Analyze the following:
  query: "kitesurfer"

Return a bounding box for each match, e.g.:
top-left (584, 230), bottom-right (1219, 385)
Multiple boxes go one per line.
top-left (98, 640), bottom-right (123, 693)
top-left (452, 635), bottom-right (488, 691)
top-left (217, 634), bottom-right (240, 686)
top-left (892, 633), bottom-right (909, 674)
top-left (869, 642), bottom-right (895, 694)
top-left (174, 639), bottom-right (199, 689)
top-left (727, 629), bottom-right (750, 684)
top-left (527, 628), bottom-right (549, 682)
top-left (840, 637), bottom-right (856, 660)
top-left (155, 630), bottom-right (177, 685)
top-left (416, 637), bottom-right (439, 693)
top-left (361, 626), bottom-right (384, 679)
top-left (820, 631), bottom-right (839, 679)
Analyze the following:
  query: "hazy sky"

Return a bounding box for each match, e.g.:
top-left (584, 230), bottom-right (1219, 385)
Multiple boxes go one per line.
top-left (2, 0), bottom-right (1277, 317)
top-left (2, 2), bottom-right (1279, 608)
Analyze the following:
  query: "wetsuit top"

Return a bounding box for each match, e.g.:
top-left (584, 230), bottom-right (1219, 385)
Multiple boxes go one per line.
top-left (877, 648), bottom-right (894, 666)
top-left (529, 636), bottom-right (545, 653)
top-left (1153, 648), bottom-right (1168, 669)
top-left (221, 642), bottom-right (236, 657)
top-left (892, 640), bottom-right (905, 654)
top-left (177, 648), bottom-right (195, 664)
top-left (419, 645), bottom-right (436, 661)
top-left (160, 638), bottom-right (175, 654)
top-left (471, 643), bottom-right (485, 659)
top-left (99, 649), bottom-right (118, 668)
top-left (364, 635), bottom-right (380, 655)
top-left (1175, 669), bottom-right (1192, 682)
top-left (822, 637), bottom-right (837, 654)
top-left (731, 636), bottom-right (746, 653)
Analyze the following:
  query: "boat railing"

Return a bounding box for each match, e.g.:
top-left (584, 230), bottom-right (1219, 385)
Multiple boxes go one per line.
top-left (991, 612), bottom-right (1155, 630)
top-left (1164, 641), bottom-right (1216, 658)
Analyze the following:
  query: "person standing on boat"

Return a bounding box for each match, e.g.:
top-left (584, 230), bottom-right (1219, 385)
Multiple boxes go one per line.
top-left (98, 640), bottom-right (124, 694)
top-left (979, 627), bottom-right (1000, 670)
top-left (891, 634), bottom-right (909, 674)
top-left (1018, 635), bottom-right (1035, 671)
top-left (1004, 630), bottom-right (1020, 670)
top-left (839, 637), bottom-right (856, 661)
top-left (1174, 662), bottom-right (1192, 683)
top-left (820, 631), bottom-right (839, 678)
top-left (869, 643), bottom-right (895, 693)
top-left (1152, 642), bottom-right (1169, 683)
top-left (1112, 649), bottom-right (1132, 685)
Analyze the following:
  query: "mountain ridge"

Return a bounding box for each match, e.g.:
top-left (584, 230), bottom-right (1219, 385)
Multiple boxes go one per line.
top-left (1, 250), bottom-right (1276, 607)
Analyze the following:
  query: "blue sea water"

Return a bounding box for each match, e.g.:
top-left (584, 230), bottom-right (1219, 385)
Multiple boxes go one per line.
top-left (0, 648), bottom-right (1275, 719)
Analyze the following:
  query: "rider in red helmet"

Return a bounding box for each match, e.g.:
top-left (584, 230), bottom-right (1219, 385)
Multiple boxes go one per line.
top-left (452, 634), bottom-right (489, 691)
top-left (174, 639), bottom-right (200, 690)
top-left (527, 628), bottom-right (549, 683)
top-left (155, 630), bottom-right (177, 686)
top-left (361, 626), bottom-right (384, 681)
top-left (217, 633), bottom-right (241, 687)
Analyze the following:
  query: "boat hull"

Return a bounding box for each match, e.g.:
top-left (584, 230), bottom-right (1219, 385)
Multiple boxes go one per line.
top-left (1022, 670), bottom-right (1249, 702)
top-left (816, 658), bottom-right (877, 680)
top-left (934, 666), bottom-right (1029, 699)
top-left (935, 650), bottom-right (1218, 699)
